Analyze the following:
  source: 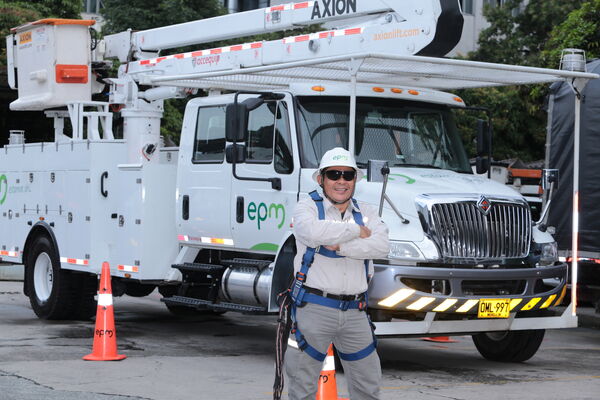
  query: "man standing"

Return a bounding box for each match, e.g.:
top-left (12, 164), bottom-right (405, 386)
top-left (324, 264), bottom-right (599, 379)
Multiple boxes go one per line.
top-left (286, 147), bottom-right (390, 400)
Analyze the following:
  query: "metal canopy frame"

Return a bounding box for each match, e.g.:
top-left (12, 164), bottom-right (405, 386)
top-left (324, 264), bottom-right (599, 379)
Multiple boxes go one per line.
top-left (143, 53), bottom-right (599, 91)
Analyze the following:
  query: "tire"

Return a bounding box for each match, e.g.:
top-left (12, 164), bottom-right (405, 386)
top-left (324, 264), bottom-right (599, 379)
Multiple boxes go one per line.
top-left (25, 235), bottom-right (96, 320)
top-left (125, 283), bottom-right (156, 297)
top-left (472, 329), bottom-right (545, 362)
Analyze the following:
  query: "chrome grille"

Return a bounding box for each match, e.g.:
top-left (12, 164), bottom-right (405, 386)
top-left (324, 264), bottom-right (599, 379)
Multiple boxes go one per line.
top-left (429, 201), bottom-right (531, 259)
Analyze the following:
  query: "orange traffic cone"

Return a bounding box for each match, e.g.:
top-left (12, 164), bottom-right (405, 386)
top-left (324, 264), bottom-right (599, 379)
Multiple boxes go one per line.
top-left (422, 336), bottom-right (457, 343)
top-left (83, 262), bottom-right (126, 361)
top-left (316, 345), bottom-right (348, 400)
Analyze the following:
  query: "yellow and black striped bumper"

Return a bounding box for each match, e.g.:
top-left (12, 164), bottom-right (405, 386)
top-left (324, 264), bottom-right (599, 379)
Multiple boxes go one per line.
top-left (369, 263), bottom-right (568, 315)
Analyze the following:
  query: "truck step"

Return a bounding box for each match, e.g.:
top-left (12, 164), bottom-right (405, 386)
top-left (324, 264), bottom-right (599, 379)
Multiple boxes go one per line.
top-left (161, 295), bottom-right (269, 314)
top-left (221, 258), bottom-right (272, 269)
top-left (172, 262), bottom-right (226, 274)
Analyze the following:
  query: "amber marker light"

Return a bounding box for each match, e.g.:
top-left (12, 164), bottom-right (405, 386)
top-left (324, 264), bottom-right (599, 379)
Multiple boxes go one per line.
top-left (408, 90), bottom-right (419, 95)
top-left (312, 86), bottom-right (325, 92)
top-left (453, 97), bottom-right (464, 103)
top-left (372, 87), bottom-right (385, 93)
top-left (391, 88), bottom-right (403, 94)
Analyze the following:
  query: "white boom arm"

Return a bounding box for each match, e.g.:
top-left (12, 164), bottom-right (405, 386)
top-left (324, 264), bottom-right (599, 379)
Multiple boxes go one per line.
top-left (105, 0), bottom-right (464, 62)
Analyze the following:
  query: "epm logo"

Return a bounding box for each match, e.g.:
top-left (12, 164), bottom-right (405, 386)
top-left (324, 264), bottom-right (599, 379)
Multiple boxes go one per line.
top-left (311, 0), bottom-right (357, 20)
top-left (248, 202), bottom-right (286, 230)
top-left (0, 175), bottom-right (7, 205)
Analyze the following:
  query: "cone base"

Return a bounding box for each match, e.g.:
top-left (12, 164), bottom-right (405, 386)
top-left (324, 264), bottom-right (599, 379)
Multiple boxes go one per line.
top-left (83, 353), bottom-right (127, 361)
top-left (421, 336), bottom-right (457, 343)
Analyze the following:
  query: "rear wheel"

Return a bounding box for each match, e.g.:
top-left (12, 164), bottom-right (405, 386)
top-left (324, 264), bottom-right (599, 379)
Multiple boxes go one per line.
top-left (472, 329), bottom-right (545, 362)
top-left (25, 235), bottom-right (96, 320)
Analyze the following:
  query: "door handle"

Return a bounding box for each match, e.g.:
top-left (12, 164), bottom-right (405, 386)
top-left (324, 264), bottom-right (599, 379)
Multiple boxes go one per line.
top-left (236, 196), bottom-right (244, 223)
top-left (182, 195), bottom-right (189, 221)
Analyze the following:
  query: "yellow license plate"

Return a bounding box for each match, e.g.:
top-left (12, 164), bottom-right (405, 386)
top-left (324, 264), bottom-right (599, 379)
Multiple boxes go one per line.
top-left (478, 299), bottom-right (511, 318)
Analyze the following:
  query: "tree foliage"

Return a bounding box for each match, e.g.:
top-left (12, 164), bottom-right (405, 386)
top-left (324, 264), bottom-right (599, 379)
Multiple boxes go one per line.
top-left (542, 0), bottom-right (600, 67)
top-left (100, 0), bottom-right (225, 34)
top-left (462, 0), bottom-right (585, 161)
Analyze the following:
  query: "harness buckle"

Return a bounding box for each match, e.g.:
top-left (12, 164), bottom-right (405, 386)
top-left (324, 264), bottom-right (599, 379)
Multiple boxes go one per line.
top-left (358, 301), bottom-right (367, 311)
top-left (339, 300), bottom-right (350, 311)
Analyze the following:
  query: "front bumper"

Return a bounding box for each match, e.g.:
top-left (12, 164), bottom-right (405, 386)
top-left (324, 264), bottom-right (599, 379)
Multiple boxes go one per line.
top-left (369, 262), bottom-right (568, 314)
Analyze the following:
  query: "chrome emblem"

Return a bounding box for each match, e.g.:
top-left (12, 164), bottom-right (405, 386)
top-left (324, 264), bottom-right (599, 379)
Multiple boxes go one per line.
top-left (477, 195), bottom-right (492, 215)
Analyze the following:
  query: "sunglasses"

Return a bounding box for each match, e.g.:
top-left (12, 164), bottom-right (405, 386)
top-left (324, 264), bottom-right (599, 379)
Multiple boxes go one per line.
top-left (323, 169), bottom-right (356, 181)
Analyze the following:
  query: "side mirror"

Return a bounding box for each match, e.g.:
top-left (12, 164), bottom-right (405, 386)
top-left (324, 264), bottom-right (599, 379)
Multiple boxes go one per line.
top-left (367, 160), bottom-right (389, 182)
top-left (476, 156), bottom-right (489, 175)
top-left (542, 169), bottom-right (559, 192)
top-left (226, 144), bottom-right (246, 163)
top-left (226, 103), bottom-right (248, 142)
top-left (476, 119), bottom-right (491, 156)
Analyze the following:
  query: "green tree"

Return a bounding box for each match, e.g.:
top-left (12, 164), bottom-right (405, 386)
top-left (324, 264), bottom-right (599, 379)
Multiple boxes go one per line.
top-left (542, 0), bottom-right (600, 68)
top-left (101, 0), bottom-right (225, 34)
top-left (462, 0), bottom-right (585, 161)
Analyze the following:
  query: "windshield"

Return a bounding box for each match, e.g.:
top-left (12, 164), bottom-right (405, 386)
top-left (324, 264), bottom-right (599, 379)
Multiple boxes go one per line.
top-left (297, 96), bottom-right (471, 173)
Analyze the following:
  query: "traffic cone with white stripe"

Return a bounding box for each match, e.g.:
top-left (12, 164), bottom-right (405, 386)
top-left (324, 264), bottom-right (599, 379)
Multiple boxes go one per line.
top-left (83, 262), bottom-right (126, 361)
top-left (316, 345), bottom-right (348, 400)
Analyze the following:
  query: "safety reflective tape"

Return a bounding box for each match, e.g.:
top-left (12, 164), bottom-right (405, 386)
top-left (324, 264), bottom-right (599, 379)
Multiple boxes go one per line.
top-left (432, 299), bottom-right (458, 312)
top-left (509, 298), bottom-right (523, 311)
top-left (97, 293), bottom-right (113, 307)
top-left (456, 299), bottom-right (479, 313)
top-left (0, 250), bottom-right (19, 257)
top-left (287, 338), bottom-right (298, 349)
top-left (60, 257), bottom-right (89, 266)
top-left (283, 27), bottom-right (364, 44)
top-left (201, 237), bottom-right (234, 246)
top-left (377, 288), bottom-right (415, 307)
top-left (521, 297), bottom-right (541, 311)
top-left (177, 234), bottom-right (189, 241)
top-left (138, 42), bottom-right (263, 66)
top-left (265, 1), bottom-right (314, 12)
top-left (406, 297), bottom-right (435, 311)
top-left (540, 294), bottom-right (557, 309)
top-left (118, 264), bottom-right (139, 273)
top-left (322, 354), bottom-right (335, 371)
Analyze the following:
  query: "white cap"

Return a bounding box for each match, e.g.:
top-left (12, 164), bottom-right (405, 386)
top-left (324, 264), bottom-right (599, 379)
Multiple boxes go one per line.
top-left (312, 147), bottom-right (364, 183)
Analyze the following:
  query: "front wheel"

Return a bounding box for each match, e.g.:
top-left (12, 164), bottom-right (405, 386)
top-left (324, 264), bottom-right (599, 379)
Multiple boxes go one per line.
top-left (472, 329), bottom-right (545, 362)
top-left (25, 235), bottom-right (96, 320)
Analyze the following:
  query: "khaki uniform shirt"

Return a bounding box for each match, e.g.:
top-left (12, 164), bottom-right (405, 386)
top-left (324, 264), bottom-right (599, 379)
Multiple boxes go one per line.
top-left (292, 193), bottom-right (390, 295)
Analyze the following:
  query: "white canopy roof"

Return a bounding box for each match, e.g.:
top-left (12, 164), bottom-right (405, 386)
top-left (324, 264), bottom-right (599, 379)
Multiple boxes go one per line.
top-left (146, 53), bottom-right (599, 92)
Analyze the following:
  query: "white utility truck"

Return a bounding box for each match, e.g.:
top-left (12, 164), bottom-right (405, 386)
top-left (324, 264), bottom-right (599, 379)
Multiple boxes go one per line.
top-left (1, 0), bottom-right (595, 361)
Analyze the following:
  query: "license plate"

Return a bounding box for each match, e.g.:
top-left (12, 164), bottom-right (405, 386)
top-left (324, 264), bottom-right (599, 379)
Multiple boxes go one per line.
top-left (478, 299), bottom-right (511, 318)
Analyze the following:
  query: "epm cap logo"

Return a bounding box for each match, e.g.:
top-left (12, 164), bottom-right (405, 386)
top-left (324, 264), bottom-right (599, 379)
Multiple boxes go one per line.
top-left (0, 175), bottom-right (7, 205)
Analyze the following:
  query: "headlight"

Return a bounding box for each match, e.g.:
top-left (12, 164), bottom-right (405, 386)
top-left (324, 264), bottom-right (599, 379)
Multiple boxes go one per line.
top-left (388, 241), bottom-right (424, 260)
top-left (539, 242), bottom-right (558, 266)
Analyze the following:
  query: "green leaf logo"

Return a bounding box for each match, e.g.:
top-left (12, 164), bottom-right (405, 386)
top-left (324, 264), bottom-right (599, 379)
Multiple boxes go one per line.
top-left (0, 175), bottom-right (7, 205)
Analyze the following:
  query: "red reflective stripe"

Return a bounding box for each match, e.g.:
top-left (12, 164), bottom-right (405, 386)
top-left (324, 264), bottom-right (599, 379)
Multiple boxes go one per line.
top-left (174, 54), bottom-right (184, 59)
top-left (67, 258), bottom-right (77, 264)
top-left (192, 51), bottom-right (204, 57)
top-left (295, 35), bottom-right (310, 42)
top-left (230, 45), bottom-right (243, 51)
top-left (344, 28), bottom-right (362, 35)
top-left (295, 2), bottom-right (310, 9)
top-left (83, 259), bottom-right (89, 265)
top-left (269, 5), bottom-right (285, 11)
top-left (319, 32), bottom-right (332, 39)
top-left (155, 57), bottom-right (167, 63)
top-left (139, 60), bottom-right (150, 65)
top-left (210, 48), bottom-right (222, 54)
top-left (250, 42), bottom-right (262, 49)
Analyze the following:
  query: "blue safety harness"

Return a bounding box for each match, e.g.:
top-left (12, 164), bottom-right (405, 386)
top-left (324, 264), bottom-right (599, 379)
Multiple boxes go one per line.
top-left (288, 191), bottom-right (377, 362)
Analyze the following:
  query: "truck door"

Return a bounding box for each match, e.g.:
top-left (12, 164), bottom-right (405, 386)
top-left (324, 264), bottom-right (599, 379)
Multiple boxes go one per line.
top-left (176, 100), bottom-right (232, 245)
top-left (231, 96), bottom-right (298, 253)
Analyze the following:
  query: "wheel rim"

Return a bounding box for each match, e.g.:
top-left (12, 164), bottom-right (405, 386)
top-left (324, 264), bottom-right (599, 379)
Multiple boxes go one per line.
top-left (33, 252), bottom-right (54, 302)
